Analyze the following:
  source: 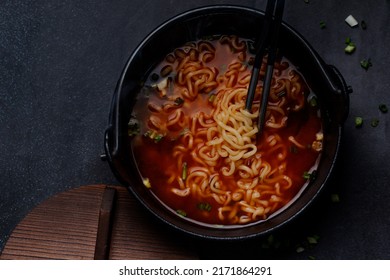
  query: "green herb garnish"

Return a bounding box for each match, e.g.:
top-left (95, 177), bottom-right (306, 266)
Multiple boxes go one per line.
top-left (360, 58), bottom-right (372, 70)
top-left (181, 162), bottom-right (188, 180)
top-left (176, 209), bottom-right (187, 217)
top-left (174, 97), bottom-right (185, 106)
top-left (307, 235), bottom-right (319, 245)
top-left (154, 134), bottom-right (163, 142)
top-left (197, 202), bottom-right (212, 212)
top-left (345, 37), bottom-right (356, 54)
top-left (179, 128), bottom-right (190, 136)
top-left (371, 118), bottom-right (379, 127)
top-left (331, 193), bottom-right (340, 203)
top-left (296, 246), bottom-right (305, 253)
top-left (309, 96), bottom-right (318, 107)
top-left (303, 170), bottom-right (317, 181)
top-left (319, 21), bottom-right (326, 29)
top-left (128, 117), bottom-right (140, 136)
top-left (379, 104), bottom-right (388, 113)
top-left (355, 116), bottom-right (363, 128)
top-left (208, 93), bottom-right (216, 103)
top-left (144, 130), bottom-right (164, 143)
top-left (303, 171), bottom-right (311, 180)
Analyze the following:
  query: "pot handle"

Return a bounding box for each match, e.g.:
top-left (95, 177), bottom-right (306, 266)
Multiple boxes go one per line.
top-left (325, 64), bottom-right (352, 124)
top-left (103, 82), bottom-right (124, 173)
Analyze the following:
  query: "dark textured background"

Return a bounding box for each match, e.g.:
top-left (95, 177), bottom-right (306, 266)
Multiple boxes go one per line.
top-left (1, 0), bottom-right (389, 259)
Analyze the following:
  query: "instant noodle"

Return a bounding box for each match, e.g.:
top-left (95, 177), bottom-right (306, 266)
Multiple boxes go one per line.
top-left (130, 35), bottom-right (323, 227)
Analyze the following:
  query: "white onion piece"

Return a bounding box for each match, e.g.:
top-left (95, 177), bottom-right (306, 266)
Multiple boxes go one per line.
top-left (345, 15), bottom-right (358, 27)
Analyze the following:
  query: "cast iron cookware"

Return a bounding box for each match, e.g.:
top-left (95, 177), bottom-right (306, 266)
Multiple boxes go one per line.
top-left (104, 6), bottom-right (351, 240)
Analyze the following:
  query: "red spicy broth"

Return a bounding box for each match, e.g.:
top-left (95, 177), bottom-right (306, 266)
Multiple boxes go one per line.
top-left (129, 35), bottom-right (323, 227)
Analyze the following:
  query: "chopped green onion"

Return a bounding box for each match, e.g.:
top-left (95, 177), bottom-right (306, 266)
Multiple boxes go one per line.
top-left (296, 246), bottom-right (305, 253)
top-left (345, 45), bottom-right (355, 54)
top-left (180, 128), bottom-right (190, 136)
top-left (360, 58), bottom-right (372, 70)
top-left (208, 93), bottom-right (216, 103)
top-left (277, 91), bottom-right (286, 98)
top-left (355, 116), bottom-right (363, 128)
top-left (371, 118), bottom-right (379, 127)
top-left (181, 162), bottom-right (188, 180)
top-left (197, 202), bottom-right (212, 212)
top-left (174, 97), bottom-right (184, 106)
top-left (319, 21), bottom-right (326, 29)
top-left (176, 209), bottom-right (187, 217)
top-left (154, 134), bottom-right (163, 142)
top-left (361, 20), bottom-right (367, 30)
top-left (345, 44), bottom-right (356, 54)
top-left (309, 96), bottom-right (318, 107)
top-left (379, 104), bottom-right (388, 113)
top-left (303, 171), bottom-right (311, 180)
top-left (344, 38), bottom-right (356, 54)
top-left (261, 234), bottom-right (284, 249)
top-left (307, 236), bottom-right (319, 245)
top-left (127, 117), bottom-right (140, 136)
top-left (303, 170), bottom-right (317, 181)
top-left (331, 193), bottom-right (340, 203)
top-left (267, 234), bottom-right (275, 245)
top-left (144, 130), bottom-right (165, 143)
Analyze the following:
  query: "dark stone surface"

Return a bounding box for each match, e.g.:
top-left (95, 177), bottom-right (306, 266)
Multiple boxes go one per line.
top-left (1, 0), bottom-right (389, 259)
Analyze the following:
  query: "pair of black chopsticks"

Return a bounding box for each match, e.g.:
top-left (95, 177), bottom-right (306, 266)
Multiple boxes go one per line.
top-left (245, 0), bottom-right (285, 135)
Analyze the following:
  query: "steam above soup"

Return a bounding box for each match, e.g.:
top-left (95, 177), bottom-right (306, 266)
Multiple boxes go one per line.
top-left (130, 35), bottom-right (323, 227)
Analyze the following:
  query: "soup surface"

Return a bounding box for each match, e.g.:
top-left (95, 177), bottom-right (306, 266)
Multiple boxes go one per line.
top-left (130, 35), bottom-right (323, 227)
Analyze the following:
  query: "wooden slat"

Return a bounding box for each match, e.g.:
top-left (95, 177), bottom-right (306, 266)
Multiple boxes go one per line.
top-left (0, 185), bottom-right (198, 260)
top-left (0, 185), bottom-right (104, 260)
top-left (94, 187), bottom-right (116, 260)
top-left (108, 186), bottom-right (198, 260)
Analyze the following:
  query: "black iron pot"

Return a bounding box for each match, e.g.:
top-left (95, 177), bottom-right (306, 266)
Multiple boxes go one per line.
top-left (104, 5), bottom-right (351, 240)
